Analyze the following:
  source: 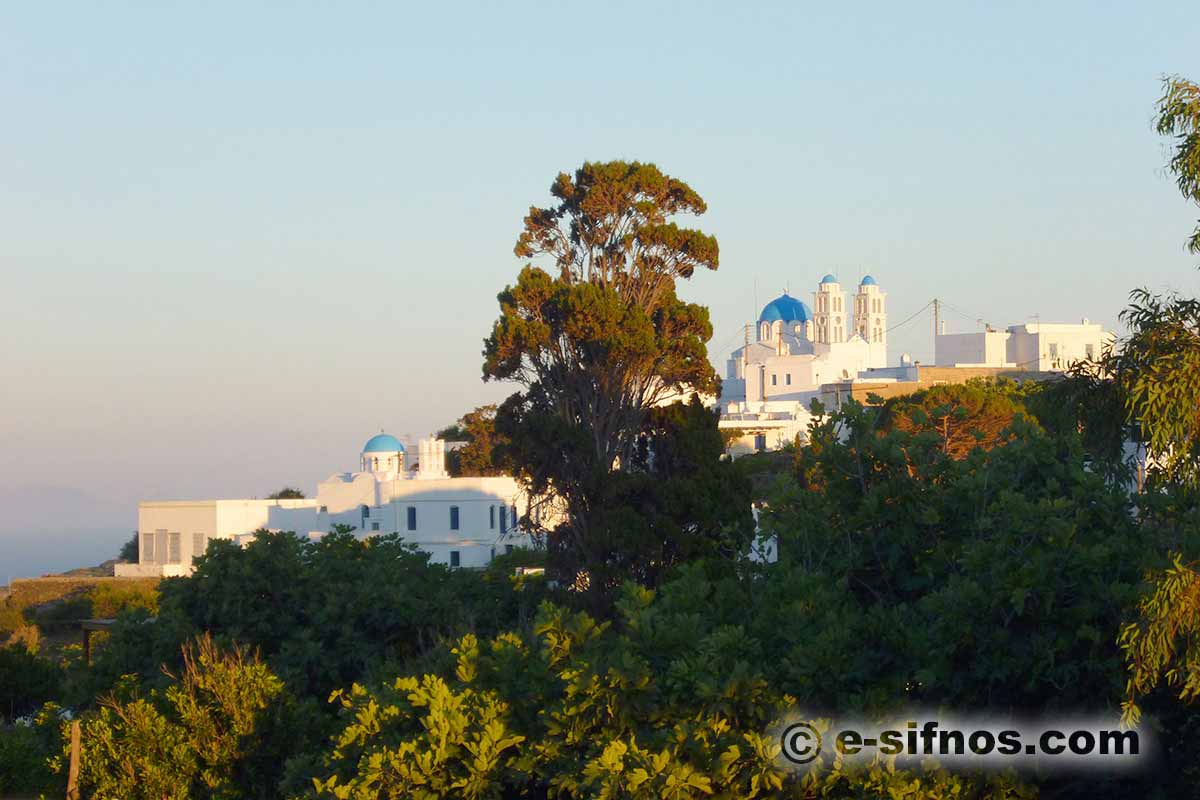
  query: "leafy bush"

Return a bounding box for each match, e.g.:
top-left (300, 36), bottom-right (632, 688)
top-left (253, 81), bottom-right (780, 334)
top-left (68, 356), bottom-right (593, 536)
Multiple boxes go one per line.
top-left (310, 585), bottom-right (1033, 799)
top-left (0, 704), bottom-right (66, 796)
top-left (82, 530), bottom-right (549, 740)
top-left (0, 578), bottom-right (159, 641)
top-left (0, 643), bottom-right (64, 722)
top-left (88, 580), bottom-right (159, 618)
top-left (55, 391), bottom-right (1200, 798)
top-left (68, 635), bottom-right (290, 800)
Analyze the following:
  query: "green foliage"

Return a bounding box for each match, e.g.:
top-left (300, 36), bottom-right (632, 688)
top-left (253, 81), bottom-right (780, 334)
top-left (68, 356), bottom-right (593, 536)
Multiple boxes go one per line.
top-left (69, 635), bottom-right (289, 800)
top-left (484, 546), bottom-right (547, 576)
top-left (0, 578), bottom-right (159, 642)
top-left (439, 404), bottom-right (508, 477)
top-left (312, 581), bottom-right (1048, 799)
top-left (54, 390), bottom-right (1196, 798)
top-left (484, 161), bottom-right (728, 604)
top-left (0, 704), bottom-right (66, 796)
top-left (315, 673), bottom-right (524, 799)
top-left (1110, 289), bottom-right (1200, 486)
top-left (1023, 365), bottom-right (1133, 483)
top-left (90, 531), bottom-right (540, 703)
top-left (87, 580), bottom-right (160, 618)
top-left (486, 266), bottom-right (719, 472)
top-left (119, 532), bottom-right (139, 562)
top-left (1119, 553), bottom-right (1200, 725)
top-left (0, 643), bottom-right (64, 722)
top-left (879, 380), bottom-right (1029, 458)
top-left (268, 487), bottom-right (307, 499)
top-left (312, 592), bottom-right (795, 799)
top-left (1157, 75), bottom-right (1200, 255)
top-left (505, 396), bottom-right (754, 610)
top-left (572, 398), bottom-right (755, 598)
top-left (775, 399), bottom-right (1175, 716)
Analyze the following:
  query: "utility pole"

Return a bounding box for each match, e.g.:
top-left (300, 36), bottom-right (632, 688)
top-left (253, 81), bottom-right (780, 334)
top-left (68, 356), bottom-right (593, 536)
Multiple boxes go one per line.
top-left (932, 297), bottom-right (940, 341)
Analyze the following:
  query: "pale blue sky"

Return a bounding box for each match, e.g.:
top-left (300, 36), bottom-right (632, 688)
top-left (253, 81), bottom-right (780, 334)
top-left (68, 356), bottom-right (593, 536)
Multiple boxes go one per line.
top-left (2, 2), bottom-right (1198, 574)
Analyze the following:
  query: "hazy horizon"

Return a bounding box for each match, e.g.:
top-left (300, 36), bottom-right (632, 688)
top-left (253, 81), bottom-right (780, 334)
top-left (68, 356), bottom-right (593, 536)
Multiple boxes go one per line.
top-left (4, 2), bottom-right (1199, 576)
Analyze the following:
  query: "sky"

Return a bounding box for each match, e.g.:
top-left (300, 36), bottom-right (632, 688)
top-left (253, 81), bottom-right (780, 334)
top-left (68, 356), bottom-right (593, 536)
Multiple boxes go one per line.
top-left (2, 2), bottom-right (1199, 577)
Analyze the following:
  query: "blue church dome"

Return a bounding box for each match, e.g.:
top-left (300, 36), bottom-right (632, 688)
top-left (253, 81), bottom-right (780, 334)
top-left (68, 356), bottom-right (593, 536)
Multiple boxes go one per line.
top-left (819, 274), bottom-right (838, 284)
top-left (759, 293), bottom-right (813, 323)
top-left (363, 433), bottom-right (405, 453)
top-left (860, 275), bottom-right (877, 286)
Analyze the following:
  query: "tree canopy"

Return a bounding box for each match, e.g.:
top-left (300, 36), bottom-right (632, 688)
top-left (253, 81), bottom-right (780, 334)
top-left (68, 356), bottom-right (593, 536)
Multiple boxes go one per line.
top-left (1158, 75), bottom-right (1200, 255)
top-left (878, 380), bottom-right (1029, 458)
top-left (438, 404), bottom-right (508, 477)
top-left (484, 161), bottom-right (732, 606)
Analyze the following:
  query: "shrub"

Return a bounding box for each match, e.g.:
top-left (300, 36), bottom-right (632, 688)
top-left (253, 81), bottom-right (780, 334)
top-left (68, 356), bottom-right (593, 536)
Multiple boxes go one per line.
top-left (0, 643), bottom-right (64, 722)
top-left (68, 635), bottom-right (289, 800)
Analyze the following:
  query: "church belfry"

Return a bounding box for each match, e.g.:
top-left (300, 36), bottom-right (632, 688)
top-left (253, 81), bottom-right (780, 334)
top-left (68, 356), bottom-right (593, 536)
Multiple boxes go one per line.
top-left (812, 274), bottom-right (845, 344)
top-left (853, 275), bottom-right (887, 368)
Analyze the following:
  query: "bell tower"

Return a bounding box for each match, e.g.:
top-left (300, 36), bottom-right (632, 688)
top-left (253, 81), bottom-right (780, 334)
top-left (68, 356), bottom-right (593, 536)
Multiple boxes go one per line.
top-left (812, 274), bottom-right (845, 344)
top-left (853, 275), bottom-right (887, 368)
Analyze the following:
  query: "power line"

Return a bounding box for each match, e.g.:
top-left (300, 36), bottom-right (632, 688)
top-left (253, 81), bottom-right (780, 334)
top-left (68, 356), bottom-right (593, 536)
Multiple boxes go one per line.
top-left (939, 299), bottom-right (991, 327)
top-left (886, 300), bottom-right (933, 334)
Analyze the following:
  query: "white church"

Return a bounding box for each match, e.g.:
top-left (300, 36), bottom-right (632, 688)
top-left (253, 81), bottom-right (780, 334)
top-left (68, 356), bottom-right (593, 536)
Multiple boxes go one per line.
top-left (116, 434), bottom-right (538, 577)
top-left (717, 272), bottom-right (1114, 455)
top-left (719, 274), bottom-right (889, 452)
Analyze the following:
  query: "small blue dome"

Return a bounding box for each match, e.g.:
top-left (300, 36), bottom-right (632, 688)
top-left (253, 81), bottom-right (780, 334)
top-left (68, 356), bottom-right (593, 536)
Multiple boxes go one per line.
top-left (759, 293), bottom-right (813, 323)
top-left (363, 433), bottom-right (405, 453)
top-left (860, 275), bottom-right (877, 286)
top-left (819, 274), bottom-right (838, 285)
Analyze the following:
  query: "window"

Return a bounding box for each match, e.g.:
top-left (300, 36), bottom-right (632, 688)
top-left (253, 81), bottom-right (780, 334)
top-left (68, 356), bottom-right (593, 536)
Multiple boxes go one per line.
top-left (371, 522), bottom-right (380, 531)
top-left (1049, 343), bottom-right (1059, 358)
top-left (450, 506), bottom-right (460, 530)
top-left (499, 506), bottom-right (508, 533)
top-left (142, 532), bottom-right (156, 564)
top-left (168, 532), bottom-right (181, 564)
top-left (361, 505), bottom-right (370, 520)
top-left (192, 532), bottom-right (206, 562)
top-left (489, 505), bottom-right (495, 529)
top-left (450, 550), bottom-right (460, 567)
top-left (1086, 343), bottom-right (1095, 359)
top-left (511, 505), bottom-right (518, 527)
top-left (156, 530), bottom-right (167, 565)
top-left (754, 434), bottom-right (766, 452)
top-left (406, 506), bottom-right (416, 531)
top-left (771, 374), bottom-right (777, 386)
top-left (785, 374), bottom-right (791, 385)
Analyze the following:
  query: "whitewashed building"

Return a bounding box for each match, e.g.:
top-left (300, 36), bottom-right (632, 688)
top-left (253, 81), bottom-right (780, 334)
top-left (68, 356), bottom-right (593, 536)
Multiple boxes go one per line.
top-left (116, 434), bottom-right (537, 577)
top-left (935, 320), bottom-right (1115, 370)
top-left (717, 274), bottom-right (1114, 456)
top-left (719, 274), bottom-right (889, 453)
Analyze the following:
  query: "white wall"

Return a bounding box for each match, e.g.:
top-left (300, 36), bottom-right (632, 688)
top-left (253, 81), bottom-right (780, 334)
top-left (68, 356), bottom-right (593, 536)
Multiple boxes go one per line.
top-left (123, 479), bottom-right (541, 575)
top-left (935, 331), bottom-right (1011, 367)
top-left (132, 501), bottom-right (218, 570)
top-left (1006, 323), bottom-right (1111, 371)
